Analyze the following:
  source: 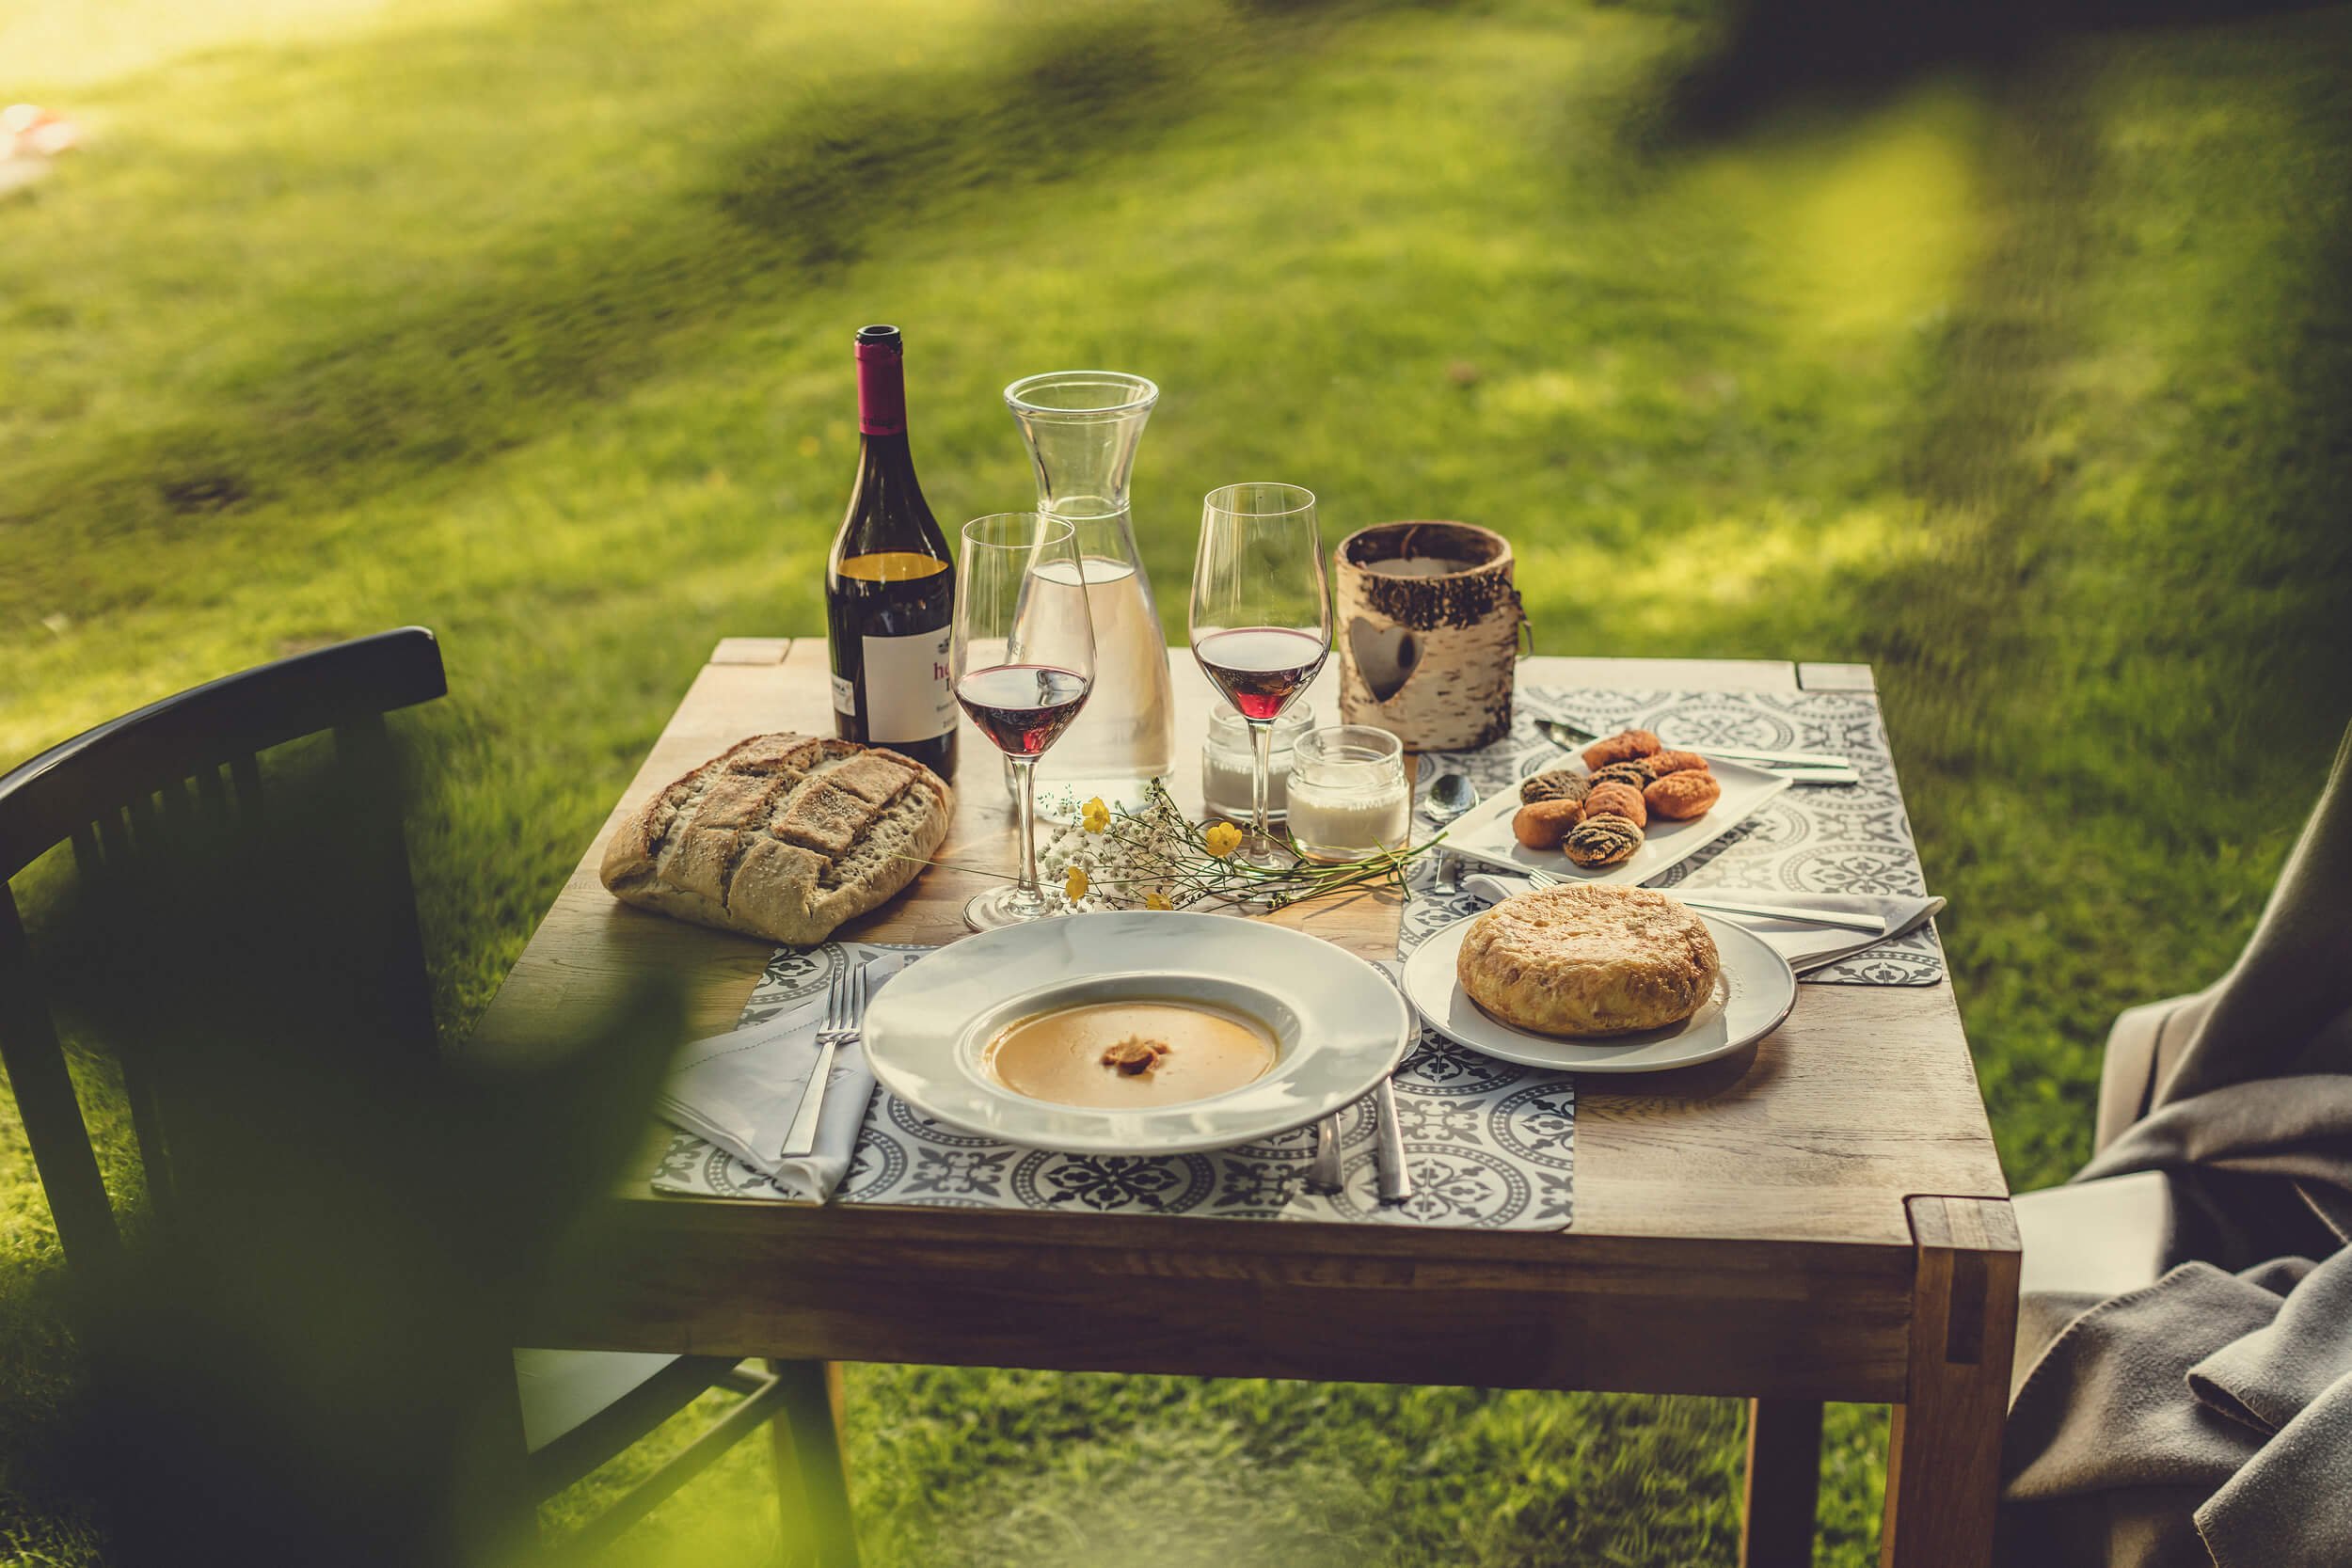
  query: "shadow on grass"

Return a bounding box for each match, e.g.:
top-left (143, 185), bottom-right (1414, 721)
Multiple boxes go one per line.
top-left (1856, 53), bottom-right (2101, 770)
top-left (717, 8), bottom-right (1183, 261)
top-left (1661, 0), bottom-right (2344, 136)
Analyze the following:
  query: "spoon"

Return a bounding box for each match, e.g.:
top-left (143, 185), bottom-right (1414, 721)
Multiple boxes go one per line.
top-left (1423, 772), bottom-right (1481, 825)
top-left (1422, 773), bottom-right (1478, 896)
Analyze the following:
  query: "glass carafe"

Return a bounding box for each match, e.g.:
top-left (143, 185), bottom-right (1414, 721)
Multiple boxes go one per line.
top-left (1002, 371), bottom-right (1177, 812)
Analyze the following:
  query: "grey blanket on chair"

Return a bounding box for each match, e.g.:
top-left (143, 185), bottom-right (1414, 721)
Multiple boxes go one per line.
top-left (2001, 725), bottom-right (2352, 1568)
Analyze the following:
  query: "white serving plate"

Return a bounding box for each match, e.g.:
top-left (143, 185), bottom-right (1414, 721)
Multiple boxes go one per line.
top-left (863, 910), bottom-right (1414, 1154)
top-left (1438, 755), bottom-right (1790, 885)
top-left (1402, 911), bottom-right (1797, 1073)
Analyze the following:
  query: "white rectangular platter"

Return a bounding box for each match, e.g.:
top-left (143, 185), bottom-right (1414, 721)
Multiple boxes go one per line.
top-left (1438, 756), bottom-right (1791, 885)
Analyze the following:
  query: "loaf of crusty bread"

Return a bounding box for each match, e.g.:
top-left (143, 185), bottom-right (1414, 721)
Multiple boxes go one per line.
top-left (599, 734), bottom-right (951, 946)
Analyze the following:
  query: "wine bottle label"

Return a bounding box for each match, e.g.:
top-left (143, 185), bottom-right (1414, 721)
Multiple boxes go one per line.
top-left (860, 626), bottom-right (955, 742)
top-left (830, 673), bottom-right (855, 716)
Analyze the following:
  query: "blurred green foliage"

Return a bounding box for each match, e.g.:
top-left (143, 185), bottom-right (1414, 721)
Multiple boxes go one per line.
top-left (2, 0), bottom-right (2347, 1562)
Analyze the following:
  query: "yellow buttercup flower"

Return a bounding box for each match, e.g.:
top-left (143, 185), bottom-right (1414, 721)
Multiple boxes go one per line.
top-left (1144, 891), bottom-right (1172, 911)
top-left (1064, 866), bottom-right (1089, 901)
top-left (1080, 797), bottom-right (1111, 834)
top-left (1202, 821), bottom-right (1243, 858)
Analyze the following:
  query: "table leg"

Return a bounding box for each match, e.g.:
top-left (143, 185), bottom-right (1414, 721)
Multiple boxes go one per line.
top-left (1881, 1197), bottom-right (2020, 1568)
top-left (1740, 1398), bottom-right (1822, 1567)
top-left (770, 1359), bottom-right (861, 1568)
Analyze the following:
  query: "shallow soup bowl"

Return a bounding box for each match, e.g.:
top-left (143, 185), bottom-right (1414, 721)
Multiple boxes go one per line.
top-left (863, 911), bottom-right (1414, 1155)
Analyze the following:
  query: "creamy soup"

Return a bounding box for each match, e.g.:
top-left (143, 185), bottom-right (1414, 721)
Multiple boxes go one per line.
top-left (984, 999), bottom-right (1278, 1109)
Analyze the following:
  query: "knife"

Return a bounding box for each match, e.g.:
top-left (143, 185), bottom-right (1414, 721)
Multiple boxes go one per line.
top-left (1675, 895), bottom-right (1887, 934)
top-left (1374, 1078), bottom-right (1410, 1204)
top-left (1534, 717), bottom-right (1854, 773)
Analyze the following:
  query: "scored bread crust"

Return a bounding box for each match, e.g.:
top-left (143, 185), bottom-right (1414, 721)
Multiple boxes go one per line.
top-left (598, 733), bottom-right (951, 946)
top-left (1456, 884), bottom-right (1720, 1037)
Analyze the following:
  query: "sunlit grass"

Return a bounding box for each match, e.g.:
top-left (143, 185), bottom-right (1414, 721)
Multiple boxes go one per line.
top-left (3, 0), bottom-right (2348, 1564)
top-left (1518, 502), bottom-right (1943, 645)
top-left (1684, 81), bottom-right (1992, 344)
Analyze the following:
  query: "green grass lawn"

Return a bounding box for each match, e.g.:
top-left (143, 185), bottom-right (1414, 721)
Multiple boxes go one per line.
top-left (5, 0), bottom-right (2349, 1562)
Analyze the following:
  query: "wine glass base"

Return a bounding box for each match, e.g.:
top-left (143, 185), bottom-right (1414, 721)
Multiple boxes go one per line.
top-left (1238, 832), bottom-right (1296, 871)
top-left (964, 885), bottom-right (1057, 931)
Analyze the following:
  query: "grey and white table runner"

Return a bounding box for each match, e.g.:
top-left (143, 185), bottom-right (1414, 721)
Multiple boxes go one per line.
top-left (651, 687), bottom-right (1942, 1227)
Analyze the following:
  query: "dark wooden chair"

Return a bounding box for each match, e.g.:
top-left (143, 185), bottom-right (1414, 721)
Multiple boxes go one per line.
top-left (0, 627), bottom-right (842, 1560)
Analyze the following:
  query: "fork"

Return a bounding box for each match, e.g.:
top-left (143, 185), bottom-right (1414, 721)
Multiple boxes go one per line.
top-left (781, 962), bottom-right (866, 1160)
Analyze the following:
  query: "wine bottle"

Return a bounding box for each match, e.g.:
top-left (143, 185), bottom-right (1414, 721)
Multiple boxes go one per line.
top-left (825, 324), bottom-right (958, 777)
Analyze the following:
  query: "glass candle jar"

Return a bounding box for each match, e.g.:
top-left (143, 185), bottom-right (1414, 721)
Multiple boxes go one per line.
top-left (1286, 725), bottom-right (1411, 863)
top-left (1201, 705), bottom-right (1313, 822)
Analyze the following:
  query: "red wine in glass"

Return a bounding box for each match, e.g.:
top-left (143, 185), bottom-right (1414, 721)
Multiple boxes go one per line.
top-left (955, 664), bottom-right (1092, 756)
top-left (1191, 626), bottom-right (1327, 721)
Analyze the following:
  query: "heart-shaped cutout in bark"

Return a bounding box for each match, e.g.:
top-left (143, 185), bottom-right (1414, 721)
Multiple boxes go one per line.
top-left (1347, 618), bottom-right (1419, 702)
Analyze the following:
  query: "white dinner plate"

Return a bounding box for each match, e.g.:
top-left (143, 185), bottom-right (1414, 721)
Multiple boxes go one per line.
top-left (1439, 755), bottom-right (1791, 885)
top-left (863, 910), bottom-right (1415, 1154)
top-left (1402, 911), bottom-right (1797, 1073)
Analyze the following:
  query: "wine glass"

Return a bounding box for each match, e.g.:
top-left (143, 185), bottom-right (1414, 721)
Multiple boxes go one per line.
top-left (1188, 483), bottom-right (1331, 868)
top-left (954, 514), bottom-right (1096, 930)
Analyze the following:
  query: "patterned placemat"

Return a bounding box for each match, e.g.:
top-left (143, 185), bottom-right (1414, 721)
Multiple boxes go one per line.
top-left (652, 937), bottom-right (1577, 1229)
top-left (1401, 686), bottom-right (1946, 987)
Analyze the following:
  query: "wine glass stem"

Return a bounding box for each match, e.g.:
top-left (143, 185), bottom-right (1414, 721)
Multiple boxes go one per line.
top-left (1248, 718), bottom-right (1275, 846)
top-left (1011, 754), bottom-right (1042, 903)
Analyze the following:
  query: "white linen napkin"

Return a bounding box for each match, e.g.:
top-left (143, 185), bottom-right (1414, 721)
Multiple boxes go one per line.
top-left (657, 953), bottom-right (912, 1201)
top-left (1458, 875), bottom-right (1942, 975)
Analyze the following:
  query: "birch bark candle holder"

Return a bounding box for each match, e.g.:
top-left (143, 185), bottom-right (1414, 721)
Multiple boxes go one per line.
top-left (1333, 521), bottom-right (1524, 752)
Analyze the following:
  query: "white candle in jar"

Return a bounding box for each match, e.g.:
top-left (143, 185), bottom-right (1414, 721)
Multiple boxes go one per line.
top-left (1286, 726), bottom-right (1411, 862)
top-left (1202, 746), bottom-right (1291, 817)
top-left (1200, 705), bottom-right (1312, 821)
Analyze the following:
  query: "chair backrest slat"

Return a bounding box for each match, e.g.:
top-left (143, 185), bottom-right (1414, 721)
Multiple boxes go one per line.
top-left (339, 715), bottom-right (439, 1055)
top-left (196, 762), bottom-right (230, 818)
top-left (229, 753), bottom-right (263, 820)
top-left (128, 791), bottom-right (163, 854)
top-left (0, 890), bottom-right (124, 1271)
top-left (96, 806), bottom-right (129, 869)
top-left (119, 1057), bottom-right (177, 1229)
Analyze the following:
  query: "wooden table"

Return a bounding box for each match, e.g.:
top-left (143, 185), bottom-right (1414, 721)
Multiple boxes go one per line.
top-left (465, 642), bottom-right (2016, 1568)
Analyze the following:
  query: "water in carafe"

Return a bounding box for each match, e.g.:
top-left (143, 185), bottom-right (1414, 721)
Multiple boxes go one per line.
top-left (1003, 373), bottom-right (1177, 813)
top-left (1024, 521), bottom-right (1176, 797)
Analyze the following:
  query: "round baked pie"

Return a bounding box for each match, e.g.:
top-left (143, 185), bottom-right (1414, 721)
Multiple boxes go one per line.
top-left (1455, 885), bottom-right (1722, 1037)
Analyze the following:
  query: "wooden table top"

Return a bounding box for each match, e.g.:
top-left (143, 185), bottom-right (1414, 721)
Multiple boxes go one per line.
top-left (468, 641), bottom-right (2011, 1402)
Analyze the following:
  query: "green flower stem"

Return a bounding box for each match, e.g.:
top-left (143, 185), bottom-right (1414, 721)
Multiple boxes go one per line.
top-left (896, 779), bottom-right (1445, 913)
